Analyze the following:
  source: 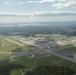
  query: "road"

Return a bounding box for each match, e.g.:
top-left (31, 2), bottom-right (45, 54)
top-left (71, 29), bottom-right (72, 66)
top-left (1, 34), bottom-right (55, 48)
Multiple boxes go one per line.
top-left (56, 51), bottom-right (76, 56)
top-left (0, 52), bottom-right (28, 61)
top-left (51, 52), bottom-right (76, 63)
top-left (5, 38), bottom-right (24, 47)
top-left (0, 38), bottom-right (76, 63)
top-left (0, 51), bottom-right (29, 54)
top-left (52, 45), bottom-right (74, 52)
top-left (36, 45), bottom-right (76, 63)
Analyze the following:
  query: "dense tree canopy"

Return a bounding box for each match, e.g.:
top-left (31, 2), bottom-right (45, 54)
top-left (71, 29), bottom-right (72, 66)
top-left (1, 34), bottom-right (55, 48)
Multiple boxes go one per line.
top-left (25, 65), bottom-right (74, 75)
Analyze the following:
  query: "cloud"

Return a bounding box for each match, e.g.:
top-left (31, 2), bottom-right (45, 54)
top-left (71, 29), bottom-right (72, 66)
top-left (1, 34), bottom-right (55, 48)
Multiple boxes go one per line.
top-left (0, 11), bottom-right (76, 18)
top-left (27, 0), bottom-right (76, 8)
top-left (0, 11), bottom-right (76, 23)
top-left (32, 11), bottom-right (76, 17)
top-left (4, 2), bottom-right (11, 4)
top-left (52, 0), bottom-right (76, 8)
top-left (3, 0), bottom-right (76, 8)
top-left (0, 12), bottom-right (30, 17)
top-left (27, 1), bottom-right (41, 3)
top-left (27, 0), bottom-right (66, 3)
top-left (18, 2), bottom-right (26, 4)
top-left (40, 0), bottom-right (66, 3)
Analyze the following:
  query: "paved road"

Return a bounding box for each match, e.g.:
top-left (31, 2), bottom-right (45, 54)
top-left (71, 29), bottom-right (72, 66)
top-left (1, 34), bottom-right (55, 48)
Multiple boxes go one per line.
top-left (37, 45), bottom-right (76, 63)
top-left (56, 51), bottom-right (76, 56)
top-left (0, 51), bottom-right (29, 54)
top-left (0, 52), bottom-right (28, 61)
top-left (5, 38), bottom-right (24, 47)
top-left (0, 38), bottom-right (76, 63)
top-left (0, 38), bottom-right (29, 61)
top-left (0, 38), bottom-right (40, 61)
top-left (5, 38), bottom-right (30, 52)
top-left (52, 45), bottom-right (74, 52)
top-left (51, 52), bottom-right (76, 63)
top-left (39, 47), bottom-right (76, 63)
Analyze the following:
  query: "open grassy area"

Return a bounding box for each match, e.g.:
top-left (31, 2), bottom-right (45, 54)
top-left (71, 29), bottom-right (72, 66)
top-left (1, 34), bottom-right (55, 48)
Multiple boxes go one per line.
top-left (0, 36), bottom-right (76, 74)
top-left (7, 36), bottom-right (37, 48)
top-left (0, 64), bottom-right (25, 75)
top-left (0, 36), bottom-right (18, 51)
top-left (71, 41), bottom-right (76, 44)
top-left (0, 54), bottom-right (12, 58)
top-left (63, 47), bottom-right (76, 51)
top-left (0, 55), bottom-right (76, 73)
top-left (0, 36), bottom-right (27, 52)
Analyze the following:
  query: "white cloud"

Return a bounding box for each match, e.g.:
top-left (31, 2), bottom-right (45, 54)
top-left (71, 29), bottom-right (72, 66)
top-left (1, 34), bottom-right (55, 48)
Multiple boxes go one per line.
top-left (4, 2), bottom-right (11, 4)
top-left (32, 11), bottom-right (76, 17)
top-left (0, 11), bottom-right (76, 23)
top-left (52, 0), bottom-right (76, 8)
top-left (27, 0), bottom-right (76, 8)
top-left (40, 0), bottom-right (66, 3)
top-left (18, 2), bottom-right (26, 4)
top-left (27, 0), bottom-right (66, 3)
top-left (27, 1), bottom-right (33, 3)
top-left (27, 1), bottom-right (40, 3)
top-left (0, 12), bottom-right (31, 17)
top-left (4, 1), bottom-right (26, 5)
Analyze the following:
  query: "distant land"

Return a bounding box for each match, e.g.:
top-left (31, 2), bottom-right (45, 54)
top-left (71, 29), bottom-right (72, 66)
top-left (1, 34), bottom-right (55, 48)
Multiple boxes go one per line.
top-left (0, 21), bottom-right (76, 27)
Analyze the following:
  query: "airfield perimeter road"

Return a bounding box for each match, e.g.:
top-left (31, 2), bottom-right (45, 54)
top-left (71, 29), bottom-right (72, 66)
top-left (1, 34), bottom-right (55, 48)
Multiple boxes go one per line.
top-left (0, 38), bottom-right (75, 63)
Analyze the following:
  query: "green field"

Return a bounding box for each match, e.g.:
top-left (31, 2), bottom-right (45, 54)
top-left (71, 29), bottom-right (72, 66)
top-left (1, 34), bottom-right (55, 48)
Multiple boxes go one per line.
top-left (0, 36), bottom-right (76, 75)
top-left (0, 36), bottom-right (18, 51)
top-left (7, 37), bottom-right (37, 47)
top-left (0, 55), bottom-right (76, 72)
top-left (0, 55), bottom-right (76, 75)
top-left (0, 36), bottom-right (27, 52)
top-left (63, 47), bottom-right (76, 51)
top-left (0, 54), bottom-right (12, 58)
top-left (0, 36), bottom-right (28, 59)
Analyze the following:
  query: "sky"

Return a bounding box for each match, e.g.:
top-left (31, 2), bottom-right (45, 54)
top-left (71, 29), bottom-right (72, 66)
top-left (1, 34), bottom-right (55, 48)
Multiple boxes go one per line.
top-left (0, 0), bottom-right (76, 23)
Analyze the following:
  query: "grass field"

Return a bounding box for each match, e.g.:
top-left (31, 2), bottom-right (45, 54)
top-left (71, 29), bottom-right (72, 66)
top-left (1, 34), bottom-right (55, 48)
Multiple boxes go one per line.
top-left (0, 54), bottom-right (12, 58)
top-left (0, 36), bottom-right (18, 51)
top-left (7, 36), bottom-right (37, 47)
top-left (0, 36), bottom-right (27, 52)
top-left (63, 47), bottom-right (76, 51)
top-left (0, 36), bottom-right (76, 74)
top-left (0, 55), bottom-right (76, 73)
top-left (0, 36), bottom-right (28, 59)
